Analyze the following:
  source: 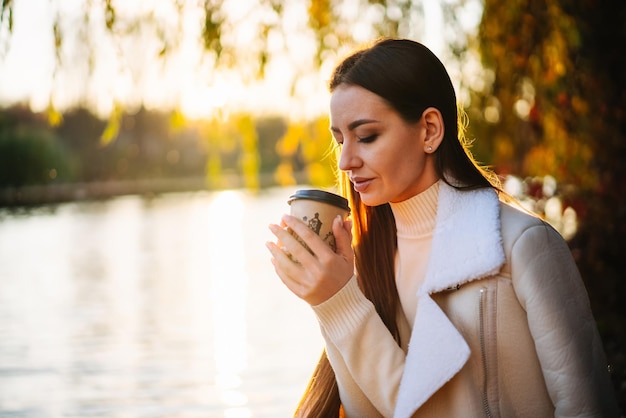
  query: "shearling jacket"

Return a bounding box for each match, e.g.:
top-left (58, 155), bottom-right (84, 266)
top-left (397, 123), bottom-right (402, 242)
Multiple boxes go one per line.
top-left (312, 182), bottom-right (618, 417)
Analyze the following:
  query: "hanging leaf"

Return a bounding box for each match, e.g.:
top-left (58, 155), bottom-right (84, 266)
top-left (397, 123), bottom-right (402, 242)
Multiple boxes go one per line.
top-left (100, 104), bottom-right (123, 146)
top-left (46, 102), bottom-right (63, 127)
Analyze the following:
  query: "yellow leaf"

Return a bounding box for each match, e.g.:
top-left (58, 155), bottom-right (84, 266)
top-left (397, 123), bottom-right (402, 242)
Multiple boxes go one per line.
top-left (100, 104), bottom-right (123, 146)
top-left (46, 103), bottom-right (63, 127)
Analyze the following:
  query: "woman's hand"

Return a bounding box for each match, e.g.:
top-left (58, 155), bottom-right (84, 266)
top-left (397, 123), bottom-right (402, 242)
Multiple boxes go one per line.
top-left (266, 214), bottom-right (354, 306)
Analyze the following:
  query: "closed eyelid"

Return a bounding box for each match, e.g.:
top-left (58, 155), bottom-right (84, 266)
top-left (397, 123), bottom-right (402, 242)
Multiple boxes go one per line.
top-left (330, 131), bottom-right (377, 145)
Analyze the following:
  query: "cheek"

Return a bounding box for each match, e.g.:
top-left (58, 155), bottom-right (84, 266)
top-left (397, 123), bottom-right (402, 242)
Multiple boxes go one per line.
top-left (392, 148), bottom-right (426, 183)
top-left (390, 141), bottom-right (423, 170)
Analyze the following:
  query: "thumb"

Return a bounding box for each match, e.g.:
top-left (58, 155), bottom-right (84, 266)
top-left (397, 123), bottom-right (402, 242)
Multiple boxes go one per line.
top-left (332, 215), bottom-right (353, 258)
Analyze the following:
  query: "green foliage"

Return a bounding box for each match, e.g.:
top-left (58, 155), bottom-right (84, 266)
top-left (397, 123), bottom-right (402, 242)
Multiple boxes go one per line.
top-left (256, 116), bottom-right (287, 175)
top-left (0, 126), bottom-right (74, 187)
top-left (0, 0), bottom-right (476, 92)
top-left (202, 0), bottom-right (224, 59)
top-left (0, 104), bottom-right (337, 202)
top-left (0, 0), bottom-right (12, 31)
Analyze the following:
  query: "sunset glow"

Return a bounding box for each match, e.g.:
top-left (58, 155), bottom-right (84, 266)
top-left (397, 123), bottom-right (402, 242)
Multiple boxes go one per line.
top-left (0, 0), bottom-right (479, 121)
top-left (0, 0), bottom-right (332, 120)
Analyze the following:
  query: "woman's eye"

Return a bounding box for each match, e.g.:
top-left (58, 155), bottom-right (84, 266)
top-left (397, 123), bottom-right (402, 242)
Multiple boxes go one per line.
top-left (358, 134), bottom-right (378, 143)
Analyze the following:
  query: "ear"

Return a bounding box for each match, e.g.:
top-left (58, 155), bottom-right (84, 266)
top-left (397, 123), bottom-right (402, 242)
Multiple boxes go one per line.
top-left (422, 107), bottom-right (444, 154)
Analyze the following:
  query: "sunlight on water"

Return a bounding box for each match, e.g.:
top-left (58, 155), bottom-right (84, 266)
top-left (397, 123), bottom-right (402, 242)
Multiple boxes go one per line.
top-left (0, 188), bottom-right (324, 418)
top-left (208, 191), bottom-right (250, 417)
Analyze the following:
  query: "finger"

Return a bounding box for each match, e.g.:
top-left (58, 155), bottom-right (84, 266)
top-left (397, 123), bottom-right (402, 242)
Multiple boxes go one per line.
top-left (269, 222), bottom-right (316, 264)
top-left (267, 222), bottom-right (287, 249)
top-left (281, 214), bottom-right (334, 258)
top-left (266, 241), bottom-right (315, 301)
top-left (265, 241), bottom-right (304, 284)
top-left (344, 218), bottom-right (353, 233)
top-left (333, 216), bottom-right (354, 259)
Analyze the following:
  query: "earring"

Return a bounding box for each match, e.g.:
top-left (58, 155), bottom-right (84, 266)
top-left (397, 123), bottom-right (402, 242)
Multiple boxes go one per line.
top-left (427, 146), bottom-right (433, 152)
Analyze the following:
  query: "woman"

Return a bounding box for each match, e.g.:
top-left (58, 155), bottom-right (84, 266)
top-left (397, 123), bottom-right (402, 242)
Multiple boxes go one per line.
top-left (266, 38), bottom-right (617, 417)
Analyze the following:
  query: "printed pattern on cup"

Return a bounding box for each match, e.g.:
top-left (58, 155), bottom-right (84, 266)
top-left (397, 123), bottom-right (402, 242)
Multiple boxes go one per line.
top-left (293, 212), bottom-right (337, 254)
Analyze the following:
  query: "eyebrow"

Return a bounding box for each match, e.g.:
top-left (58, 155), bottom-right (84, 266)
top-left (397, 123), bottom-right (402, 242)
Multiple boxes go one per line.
top-left (330, 118), bottom-right (379, 134)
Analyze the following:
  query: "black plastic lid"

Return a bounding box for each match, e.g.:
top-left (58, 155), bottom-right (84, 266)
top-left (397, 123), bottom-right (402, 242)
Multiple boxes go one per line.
top-left (288, 189), bottom-right (350, 212)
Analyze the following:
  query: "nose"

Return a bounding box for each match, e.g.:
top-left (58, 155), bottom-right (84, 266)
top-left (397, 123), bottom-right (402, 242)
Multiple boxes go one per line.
top-left (338, 140), bottom-right (361, 172)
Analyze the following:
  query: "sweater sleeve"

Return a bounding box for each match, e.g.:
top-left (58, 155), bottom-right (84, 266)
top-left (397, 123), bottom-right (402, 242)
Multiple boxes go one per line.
top-left (312, 276), bottom-right (407, 417)
top-left (511, 223), bottom-right (618, 417)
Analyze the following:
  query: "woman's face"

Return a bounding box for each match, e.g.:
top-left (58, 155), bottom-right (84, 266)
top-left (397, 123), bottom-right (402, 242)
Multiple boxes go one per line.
top-left (330, 84), bottom-right (439, 206)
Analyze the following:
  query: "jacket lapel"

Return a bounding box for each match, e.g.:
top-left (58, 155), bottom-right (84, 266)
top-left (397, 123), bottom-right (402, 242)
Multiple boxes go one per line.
top-left (394, 182), bottom-right (505, 418)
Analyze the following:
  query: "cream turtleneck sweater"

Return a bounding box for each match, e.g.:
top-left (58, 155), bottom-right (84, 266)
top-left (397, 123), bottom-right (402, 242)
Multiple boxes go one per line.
top-left (311, 181), bottom-right (442, 417)
top-left (390, 181), bottom-right (439, 328)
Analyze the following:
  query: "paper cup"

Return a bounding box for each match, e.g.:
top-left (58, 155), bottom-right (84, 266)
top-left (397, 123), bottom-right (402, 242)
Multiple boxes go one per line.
top-left (287, 189), bottom-right (350, 254)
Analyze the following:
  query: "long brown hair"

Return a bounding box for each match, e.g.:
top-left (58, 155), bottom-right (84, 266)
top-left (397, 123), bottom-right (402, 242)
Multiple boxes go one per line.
top-left (294, 38), bottom-right (500, 417)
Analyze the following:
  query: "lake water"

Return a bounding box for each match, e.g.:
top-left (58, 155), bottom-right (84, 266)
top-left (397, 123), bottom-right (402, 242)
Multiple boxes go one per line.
top-left (0, 187), bottom-right (325, 418)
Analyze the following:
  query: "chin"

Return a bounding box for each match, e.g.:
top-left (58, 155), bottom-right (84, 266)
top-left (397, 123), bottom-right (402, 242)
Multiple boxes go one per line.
top-left (358, 193), bottom-right (388, 207)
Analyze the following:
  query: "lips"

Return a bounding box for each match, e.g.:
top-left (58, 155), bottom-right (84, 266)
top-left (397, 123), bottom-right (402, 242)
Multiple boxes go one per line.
top-left (350, 177), bottom-right (373, 193)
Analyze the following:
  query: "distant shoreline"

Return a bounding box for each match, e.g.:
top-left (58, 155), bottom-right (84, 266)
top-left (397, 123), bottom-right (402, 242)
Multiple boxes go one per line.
top-left (0, 173), bottom-right (306, 207)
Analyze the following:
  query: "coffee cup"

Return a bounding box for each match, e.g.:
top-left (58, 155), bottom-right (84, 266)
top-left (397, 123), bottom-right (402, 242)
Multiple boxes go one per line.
top-left (287, 189), bottom-right (350, 255)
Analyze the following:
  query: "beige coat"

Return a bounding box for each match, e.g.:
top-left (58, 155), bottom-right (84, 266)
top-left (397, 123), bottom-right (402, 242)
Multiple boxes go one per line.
top-left (313, 183), bottom-right (618, 417)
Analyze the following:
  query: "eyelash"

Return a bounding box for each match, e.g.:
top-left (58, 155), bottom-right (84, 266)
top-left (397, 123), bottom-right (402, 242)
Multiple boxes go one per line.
top-left (334, 134), bottom-right (378, 147)
top-left (358, 134), bottom-right (378, 143)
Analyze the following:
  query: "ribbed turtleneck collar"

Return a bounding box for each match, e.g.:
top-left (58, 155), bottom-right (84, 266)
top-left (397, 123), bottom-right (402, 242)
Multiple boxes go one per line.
top-left (390, 181), bottom-right (440, 238)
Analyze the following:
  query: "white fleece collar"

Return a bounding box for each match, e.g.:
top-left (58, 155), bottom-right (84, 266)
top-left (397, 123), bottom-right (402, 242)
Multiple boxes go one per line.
top-left (394, 181), bottom-right (505, 418)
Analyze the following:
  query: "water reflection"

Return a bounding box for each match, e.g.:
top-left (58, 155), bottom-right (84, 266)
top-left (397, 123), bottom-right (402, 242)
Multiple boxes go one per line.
top-left (0, 188), bottom-right (323, 418)
top-left (208, 192), bottom-right (249, 417)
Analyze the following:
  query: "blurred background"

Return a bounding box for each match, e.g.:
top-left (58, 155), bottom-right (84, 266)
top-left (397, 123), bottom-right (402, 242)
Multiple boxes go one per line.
top-left (0, 0), bottom-right (624, 416)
